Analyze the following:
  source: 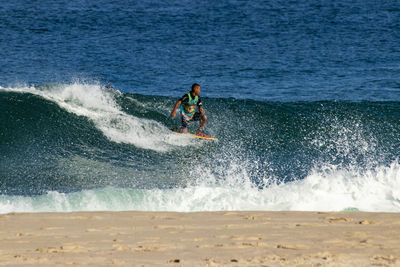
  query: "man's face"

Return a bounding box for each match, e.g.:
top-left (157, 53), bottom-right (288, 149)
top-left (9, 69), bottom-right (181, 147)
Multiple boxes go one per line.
top-left (193, 86), bottom-right (201, 96)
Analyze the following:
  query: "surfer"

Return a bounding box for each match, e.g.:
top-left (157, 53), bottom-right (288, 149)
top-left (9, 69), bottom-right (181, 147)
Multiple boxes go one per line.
top-left (170, 83), bottom-right (207, 136)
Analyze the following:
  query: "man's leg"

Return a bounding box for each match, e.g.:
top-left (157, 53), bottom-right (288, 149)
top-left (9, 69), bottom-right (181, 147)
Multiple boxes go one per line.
top-left (181, 117), bottom-right (189, 133)
top-left (196, 114), bottom-right (207, 134)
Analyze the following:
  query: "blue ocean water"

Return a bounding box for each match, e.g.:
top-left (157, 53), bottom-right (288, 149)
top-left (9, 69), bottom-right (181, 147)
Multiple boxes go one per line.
top-left (1, 0), bottom-right (400, 213)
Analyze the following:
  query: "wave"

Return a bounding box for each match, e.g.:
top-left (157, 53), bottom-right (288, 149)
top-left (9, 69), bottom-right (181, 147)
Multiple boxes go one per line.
top-left (0, 83), bottom-right (195, 152)
top-left (1, 162), bottom-right (399, 213)
top-left (1, 82), bottom-right (400, 212)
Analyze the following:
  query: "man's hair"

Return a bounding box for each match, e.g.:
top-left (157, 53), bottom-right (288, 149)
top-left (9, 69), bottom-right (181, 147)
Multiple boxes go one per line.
top-left (191, 83), bottom-right (200, 91)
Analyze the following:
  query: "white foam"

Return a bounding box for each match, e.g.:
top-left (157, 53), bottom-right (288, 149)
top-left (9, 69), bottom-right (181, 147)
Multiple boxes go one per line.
top-left (1, 162), bottom-right (399, 214)
top-left (1, 83), bottom-right (197, 151)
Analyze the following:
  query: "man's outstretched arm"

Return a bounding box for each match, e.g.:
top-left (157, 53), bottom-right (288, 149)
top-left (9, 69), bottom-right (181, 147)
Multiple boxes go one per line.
top-left (170, 100), bottom-right (181, 118)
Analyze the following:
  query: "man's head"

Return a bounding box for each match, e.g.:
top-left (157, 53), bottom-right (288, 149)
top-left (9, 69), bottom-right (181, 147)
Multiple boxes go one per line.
top-left (191, 83), bottom-right (201, 96)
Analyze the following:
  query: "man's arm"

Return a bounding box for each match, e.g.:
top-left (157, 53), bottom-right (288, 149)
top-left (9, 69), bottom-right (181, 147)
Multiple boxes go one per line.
top-left (170, 100), bottom-right (181, 118)
top-left (199, 105), bottom-right (205, 115)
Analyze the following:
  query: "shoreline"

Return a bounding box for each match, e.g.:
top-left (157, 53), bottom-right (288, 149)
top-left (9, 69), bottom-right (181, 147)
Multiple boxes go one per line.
top-left (0, 210), bottom-right (399, 266)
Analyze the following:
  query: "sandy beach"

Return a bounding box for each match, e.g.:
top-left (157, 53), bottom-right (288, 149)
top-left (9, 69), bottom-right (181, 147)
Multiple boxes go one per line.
top-left (0, 211), bottom-right (399, 266)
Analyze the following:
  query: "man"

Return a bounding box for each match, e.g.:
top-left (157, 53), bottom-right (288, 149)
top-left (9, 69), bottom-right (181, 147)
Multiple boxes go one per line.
top-left (170, 83), bottom-right (207, 136)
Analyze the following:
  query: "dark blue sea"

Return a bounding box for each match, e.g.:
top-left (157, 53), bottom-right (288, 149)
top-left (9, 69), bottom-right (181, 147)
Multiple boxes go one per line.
top-left (1, 0), bottom-right (400, 213)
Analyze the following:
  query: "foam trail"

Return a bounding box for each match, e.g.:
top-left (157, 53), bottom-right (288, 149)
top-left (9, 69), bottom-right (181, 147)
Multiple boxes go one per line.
top-left (1, 83), bottom-right (196, 151)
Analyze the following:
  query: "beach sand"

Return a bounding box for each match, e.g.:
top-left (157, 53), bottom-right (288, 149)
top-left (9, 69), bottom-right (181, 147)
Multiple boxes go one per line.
top-left (0, 211), bottom-right (399, 266)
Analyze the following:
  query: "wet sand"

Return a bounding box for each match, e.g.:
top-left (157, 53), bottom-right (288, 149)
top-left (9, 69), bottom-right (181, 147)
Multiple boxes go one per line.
top-left (0, 211), bottom-right (399, 266)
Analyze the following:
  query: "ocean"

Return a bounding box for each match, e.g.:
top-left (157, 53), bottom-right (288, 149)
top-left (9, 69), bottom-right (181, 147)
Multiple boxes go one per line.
top-left (1, 0), bottom-right (400, 213)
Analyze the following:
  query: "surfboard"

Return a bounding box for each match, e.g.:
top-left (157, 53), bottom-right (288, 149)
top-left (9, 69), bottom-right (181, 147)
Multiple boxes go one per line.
top-left (171, 128), bottom-right (218, 141)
